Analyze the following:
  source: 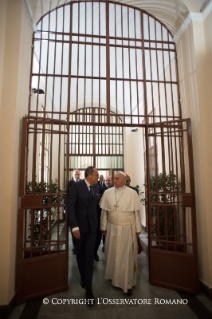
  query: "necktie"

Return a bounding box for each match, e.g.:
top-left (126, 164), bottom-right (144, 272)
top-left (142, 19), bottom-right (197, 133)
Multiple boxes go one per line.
top-left (90, 186), bottom-right (94, 196)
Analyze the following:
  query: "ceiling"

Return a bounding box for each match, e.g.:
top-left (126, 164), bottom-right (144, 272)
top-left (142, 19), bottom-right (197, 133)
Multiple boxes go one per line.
top-left (25, 0), bottom-right (209, 37)
top-left (25, 0), bottom-right (191, 37)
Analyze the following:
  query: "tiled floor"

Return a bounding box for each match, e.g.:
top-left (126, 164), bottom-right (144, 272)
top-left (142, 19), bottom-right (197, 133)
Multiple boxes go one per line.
top-left (9, 232), bottom-right (212, 319)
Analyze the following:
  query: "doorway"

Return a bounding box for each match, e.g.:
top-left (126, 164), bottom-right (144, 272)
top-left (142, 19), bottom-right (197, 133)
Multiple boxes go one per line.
top-left (16, 1), bottom-right (199, 304)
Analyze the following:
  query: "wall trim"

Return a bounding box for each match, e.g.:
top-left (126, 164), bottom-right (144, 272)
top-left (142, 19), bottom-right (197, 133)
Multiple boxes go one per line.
top-left (173, 13), bottom-right (191, 42)
top-left (0, 293), bottom-right (16, 319)
top-left (202, 0), bottom-right (212, 20)
top-left (200, 280), bottom-right (212, 301)
top-left (173, 0), bottom-right (212, 42)
top-left (23, 0), bottom-right (37, 31)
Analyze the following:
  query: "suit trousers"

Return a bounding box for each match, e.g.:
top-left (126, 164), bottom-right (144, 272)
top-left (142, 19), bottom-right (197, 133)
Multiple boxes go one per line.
top-left (73, 231), bottom-right (97, 289)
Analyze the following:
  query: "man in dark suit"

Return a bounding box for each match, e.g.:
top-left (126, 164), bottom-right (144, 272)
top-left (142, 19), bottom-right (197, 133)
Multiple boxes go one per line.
top-left (68, 166), bottom-right (99, 305)
top-left (72, 169), bottom-right (81, 182)
top-left (97, 174), bottom-right (105, 187)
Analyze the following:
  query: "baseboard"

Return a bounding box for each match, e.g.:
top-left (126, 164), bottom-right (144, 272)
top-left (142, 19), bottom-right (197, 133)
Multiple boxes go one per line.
top-left (200, 280), bottom-right (212, 300)
top-left (0, 293), bottom-right (16, 319)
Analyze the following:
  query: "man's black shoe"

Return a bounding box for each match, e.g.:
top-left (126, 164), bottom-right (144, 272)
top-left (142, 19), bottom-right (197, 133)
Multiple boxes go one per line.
top-left (85, 289), bottom-right (95, 306)
top-left (80, 278), bottom-right (85, 289)
top-left (94, 255), bottom-right (99, 262)
top-left (124, 289), bottom-right (132, 296)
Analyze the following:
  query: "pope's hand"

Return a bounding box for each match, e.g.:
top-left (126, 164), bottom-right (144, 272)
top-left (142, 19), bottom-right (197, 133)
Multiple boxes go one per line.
top-left (102, 231), bottom-right (107, 236)
top-left (136, 232), bottom-right (140, 238)
top-left (72, 230), bottom-right (80, 239)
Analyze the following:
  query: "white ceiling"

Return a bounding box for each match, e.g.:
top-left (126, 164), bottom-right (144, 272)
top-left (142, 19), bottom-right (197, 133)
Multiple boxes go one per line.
top-left (25, 0), bottom-right (210, 37)
top-left (25, 0), bottom-right (191, 37)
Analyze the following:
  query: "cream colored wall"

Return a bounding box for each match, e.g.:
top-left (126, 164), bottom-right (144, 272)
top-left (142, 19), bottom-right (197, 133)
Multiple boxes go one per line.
top-left (177, 11), bottom-right (212, 288)
top-left (0, 0), bottom-right (7, 110)
top-left (0, 0), bottom-right (33, 305)
top-left (124, 127), bottom-right (146, 226)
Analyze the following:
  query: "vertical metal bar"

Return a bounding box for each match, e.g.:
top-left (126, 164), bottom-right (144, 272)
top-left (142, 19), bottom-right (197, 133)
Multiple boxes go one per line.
top-left (44, 16), bottom-right (50, 116)
top-left (30, 209), bottom-right (34, 257)
top-left (66, 3), bottom-right (72, 245)
top-left (168, 46), bottom-right (175, 120)
top-left (155, 36), bottom-right (162, 123)
top-left (145, 124), bottom-right (152, 258)
top-left (175, 48), bottom-right (182, 119)
top-left (160, 125), bottom-right (167, 248)
top-left (121, 6), bottom-right (125, 125)
top-left (28, 34), bottom-right (34, 115)
top-left (76, 2), bottom-right (80, 112)
top-left (134, 10), bottom-right (140, 123)
top-left (19, 117), bottom-right (28, 196)
top-left (141, 12), bottom-right (148, 124)
top-left (99, 2), bottom-right (101, 125)
top-left (93, 123), bottom-right (96, 167)
top-left (36, 19), bottom-right (43, 116)
top-left (59, 7), bottom-right (65, 120)
top-left (106, 1), bottom-right (110, 123)
top-left (128, 7), bottom-right (132, 124)
top-left (84, 2), bottom-right (87, 118)
top-left (91, 2), bottom-right (94, 113)
top-left (31, 121), bottom-right (37, 193)
top-left (52, 10), bottom-right (57, 118)
top-left (161, 29), bottom-right (168, 122)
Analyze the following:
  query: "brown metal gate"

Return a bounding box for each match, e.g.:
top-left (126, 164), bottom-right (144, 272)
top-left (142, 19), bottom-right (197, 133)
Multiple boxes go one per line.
top-left (17, 117), bottom-right (69, 304)
top-left (146, 119), bottom-right (199, 294)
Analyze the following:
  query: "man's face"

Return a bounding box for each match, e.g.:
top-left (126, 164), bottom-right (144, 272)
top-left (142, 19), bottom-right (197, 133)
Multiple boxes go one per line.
top-left (105, 177), bottom-right (112, 187)
top-left (113, 173), bottom-right (126, 188)
top-left (89, 168), bottom-right (99, 185)
top-left (74, 170), bottom-right (80, 181)
top-left (125, 176), bottom-right (131, 186)
top-left (99, 175), bottom-right (104, 181)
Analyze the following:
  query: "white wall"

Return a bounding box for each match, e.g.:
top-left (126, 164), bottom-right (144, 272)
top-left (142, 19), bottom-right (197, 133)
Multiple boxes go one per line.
top-left (0, 0), bottom-right (33, 305)
top-left (177, 10), bottom-right (212, 289)
top-left (124, 127), bottom-right (146, 226)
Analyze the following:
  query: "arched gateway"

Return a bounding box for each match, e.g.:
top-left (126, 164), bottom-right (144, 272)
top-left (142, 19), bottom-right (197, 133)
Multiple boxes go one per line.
top-left (17, 1), bottom-right (199, 304)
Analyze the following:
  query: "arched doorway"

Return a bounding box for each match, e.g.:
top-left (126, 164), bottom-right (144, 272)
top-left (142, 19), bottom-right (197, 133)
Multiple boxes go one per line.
top-left (17, 1), bottom-right (199, 304)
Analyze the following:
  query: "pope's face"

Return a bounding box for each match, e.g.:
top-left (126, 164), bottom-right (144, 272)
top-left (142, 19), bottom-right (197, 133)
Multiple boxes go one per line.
top-left (113, 173), bottom-right (126, 188)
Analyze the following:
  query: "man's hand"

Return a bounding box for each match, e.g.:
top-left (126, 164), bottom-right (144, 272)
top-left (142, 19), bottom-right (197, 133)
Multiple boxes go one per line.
top-left (72, 230), bottom-right (80, 239)
top-left (102, 231), bottom-right (107, 236)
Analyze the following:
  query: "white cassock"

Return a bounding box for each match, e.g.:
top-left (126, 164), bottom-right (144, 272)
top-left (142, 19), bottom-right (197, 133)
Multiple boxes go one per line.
top-left (100, 185), bottom-right (142, 293)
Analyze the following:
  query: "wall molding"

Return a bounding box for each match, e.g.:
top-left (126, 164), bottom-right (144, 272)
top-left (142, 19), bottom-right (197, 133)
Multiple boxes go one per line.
top-left (23, 0), bottom-right (37, 31)
top-left (0, 293), bottom-right (16, 319)
top-left (174, 0), bottom-right (212, 42)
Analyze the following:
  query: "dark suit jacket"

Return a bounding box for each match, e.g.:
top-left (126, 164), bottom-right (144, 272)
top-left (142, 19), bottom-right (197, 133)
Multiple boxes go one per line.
top-left (97, 181), bottom-right (108, 191)
top-left (68, 180), bottom-right (100, 233)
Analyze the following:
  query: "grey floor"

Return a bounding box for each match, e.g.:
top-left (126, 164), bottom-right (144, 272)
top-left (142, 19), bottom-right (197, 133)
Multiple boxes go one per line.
top-left (9, 232), bottom-right (212, 319)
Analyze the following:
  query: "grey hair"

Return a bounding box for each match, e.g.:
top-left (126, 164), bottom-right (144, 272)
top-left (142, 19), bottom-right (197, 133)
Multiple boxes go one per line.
top-left (85, 166), bottom-right (95, 177)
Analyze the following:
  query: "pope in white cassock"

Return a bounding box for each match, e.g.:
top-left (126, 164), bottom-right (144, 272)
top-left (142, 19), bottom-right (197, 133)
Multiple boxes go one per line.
top-left (100, 172), bottom-right (142, 296)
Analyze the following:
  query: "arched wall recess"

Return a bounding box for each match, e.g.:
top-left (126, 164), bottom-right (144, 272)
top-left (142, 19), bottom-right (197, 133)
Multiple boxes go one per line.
top-left (17, 1), bottom-right (199, 304)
